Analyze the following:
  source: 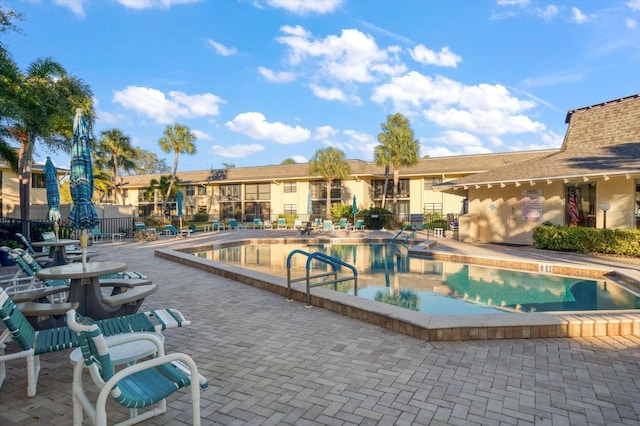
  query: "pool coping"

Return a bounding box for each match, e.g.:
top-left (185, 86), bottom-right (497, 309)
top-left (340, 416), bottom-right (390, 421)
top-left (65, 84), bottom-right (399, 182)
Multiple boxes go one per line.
top-left (155, 238), bottom-right (640, 341)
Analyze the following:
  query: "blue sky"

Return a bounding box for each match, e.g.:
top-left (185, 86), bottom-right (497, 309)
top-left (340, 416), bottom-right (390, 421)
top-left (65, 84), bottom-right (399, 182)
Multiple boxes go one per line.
top-left (3, 0), bottom-right (640, 173)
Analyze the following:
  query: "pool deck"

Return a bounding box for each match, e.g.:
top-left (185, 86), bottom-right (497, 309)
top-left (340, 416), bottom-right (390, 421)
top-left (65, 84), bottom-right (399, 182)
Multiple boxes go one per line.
top-left (2, 228), bottom-right (640, 424)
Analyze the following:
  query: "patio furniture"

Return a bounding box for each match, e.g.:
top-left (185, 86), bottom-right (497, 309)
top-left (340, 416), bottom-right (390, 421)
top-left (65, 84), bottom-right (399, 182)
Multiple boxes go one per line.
top-left (90, 226), bottom-right (125, 243)
top-left (0, 287), bottom-right (191, 397)
top-left (353, 219), bottom-right (366, 230)
top-left (14, 233), bottom-right (50, 262)
top-left (66, 310), bottom-right (207, 426)
top-left (164, 224), bottom-right (191, 237)
top-left (251, 218), bottom-right (263, 229)
top-left (212, 220), bottom-right (225, 231)
top-left (336, 218), bottom-right (349, 230)
top-left (263, 219), bottom-right (273, 229)
top-left (227, 219), bottom-right (238, 230)
top-left (294, 218), bottom-right (303, 230)
top-left (277, 218), bottom-right (288, 229)
top-left (322, 220), bottom-right (335, 234)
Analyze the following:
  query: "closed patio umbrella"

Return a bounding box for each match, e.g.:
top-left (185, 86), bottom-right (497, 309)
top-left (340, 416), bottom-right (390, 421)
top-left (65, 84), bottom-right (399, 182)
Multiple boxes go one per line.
top-left (44, 157), bottom-right (61, 222)
top-left (68, 108), bottom-right (99, 264)
top-left (307, 191), bottom-right (313, 222)
top-left (352, 195), bottom-right (357, 224)
top-left (177, 190), bottom-right (184, 229)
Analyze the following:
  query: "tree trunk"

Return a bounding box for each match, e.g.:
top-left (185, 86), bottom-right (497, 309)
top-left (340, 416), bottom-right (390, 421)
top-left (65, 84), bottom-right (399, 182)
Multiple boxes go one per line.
top-left (325, 178), bottom-right (333, 219)
top-left (18, 137), bottom-right (35, 239)
top-left (381, 165), bottom-right (389, 209)
top-left (392, 167), bottom-right (400, 215)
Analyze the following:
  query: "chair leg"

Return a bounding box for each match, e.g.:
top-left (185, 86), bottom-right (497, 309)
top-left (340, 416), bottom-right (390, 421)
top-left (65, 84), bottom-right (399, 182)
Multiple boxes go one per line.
top-left (0, 344), bottom-right (6, 390)
top-left (26, 353), bottom-right (39, 397)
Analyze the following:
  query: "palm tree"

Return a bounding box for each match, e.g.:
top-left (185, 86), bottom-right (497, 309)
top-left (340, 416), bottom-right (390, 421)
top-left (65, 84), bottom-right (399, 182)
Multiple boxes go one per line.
top-left (0, 46), bottom-right (20, 172)
top-left (375, 113), bottom-right (420, 215)
top-left (309, 147), bottom-right (351, 218)
top-left (158, 124), bottom-right (196, 215)
top-left (95, 128), bottom-right (136, 204)
top-left (145, 175), bottom-right (180, 216)
top-left (8, 57), bottom-right (94, 236)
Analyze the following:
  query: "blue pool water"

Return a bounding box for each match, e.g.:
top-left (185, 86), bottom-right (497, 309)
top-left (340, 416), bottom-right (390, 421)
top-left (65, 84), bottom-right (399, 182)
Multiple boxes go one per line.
top-left (193, 243), bottom-right (640, 315)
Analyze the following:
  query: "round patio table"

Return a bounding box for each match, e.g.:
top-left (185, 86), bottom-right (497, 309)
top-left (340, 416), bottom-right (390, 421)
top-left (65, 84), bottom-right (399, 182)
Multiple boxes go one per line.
top-left (36, 261), bottom-right (128, 319)
top-left (31, 239), bottom-right (80, 267)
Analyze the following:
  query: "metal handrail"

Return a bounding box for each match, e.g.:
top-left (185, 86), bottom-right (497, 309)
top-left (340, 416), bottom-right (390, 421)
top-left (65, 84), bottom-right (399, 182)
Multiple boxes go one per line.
top-left (286, 249), bottom-right (358, 307)
top-left (390, 224), bottom-right (415, 244)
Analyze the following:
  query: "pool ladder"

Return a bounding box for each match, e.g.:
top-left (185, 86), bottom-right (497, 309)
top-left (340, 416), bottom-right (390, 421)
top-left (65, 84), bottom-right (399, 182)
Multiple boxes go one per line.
top-left (390, 224), bottom-right (417, 245)
top-left (286, 249), bottom-right (358, 307)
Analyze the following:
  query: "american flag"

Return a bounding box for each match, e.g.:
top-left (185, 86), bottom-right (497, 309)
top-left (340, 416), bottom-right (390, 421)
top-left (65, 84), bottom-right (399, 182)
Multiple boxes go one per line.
top-left (568, 188), bottom-right (580, 227)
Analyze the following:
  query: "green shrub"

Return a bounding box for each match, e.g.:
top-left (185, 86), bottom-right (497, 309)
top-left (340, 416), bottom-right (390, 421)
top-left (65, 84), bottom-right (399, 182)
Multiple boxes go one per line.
top-left (330, 203), bottom-right (353, 221)
top-left (357, 207), bottom-right (393, 230)
top-left (192, 212), bottom-right (210, 222)
top-left (532, 225), bottom-right (640, 256)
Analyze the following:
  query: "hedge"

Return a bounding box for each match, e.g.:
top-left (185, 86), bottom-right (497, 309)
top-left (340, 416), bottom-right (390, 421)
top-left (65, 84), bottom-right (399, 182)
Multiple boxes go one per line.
top-left (532, 225), bottom-right (640, 257)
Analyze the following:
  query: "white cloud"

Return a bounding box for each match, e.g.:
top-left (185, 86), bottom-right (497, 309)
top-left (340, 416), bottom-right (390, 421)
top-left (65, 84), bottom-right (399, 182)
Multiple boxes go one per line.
top-left (265, 0), bottom-right (343, 15)
top-left (309, 84), bottom-right (358, 103)
top-left (628, 0), bottom-right (640, 12)
top-left (258, 67), bottom-right (297, 83)
top-left (409, 45), bottom-right (462, 68)
top-left (225, 112), bottom-right (311, 144)
top-left (496, 0), bottom-right (530, 6)
top-left (207, 39), bottom-right (237, 56)
top-left (211, 143), bottom-right (264, 158)
top-left (291, 155), bottom-right (307, 163)
top-left (537, 5), bottom-right (558, 21)
top-left (192, 129), bottom-right (213, 141)
top-left (626, 18), bottom-right (638, 29)
top-left (117, 0), bottom-right (201, 9)
top-left (54, 0), bottom-right (86, 17)
top-left (571, 7), bottom-right (593, 24)
top-left (314, 125), bottom-right (339, 140)
top-left (343, 129), bottom-right (377, 160)
top-left (432, 130), bottom-right (483, 147)
top-left (112, 86), bottom-right (225, 124)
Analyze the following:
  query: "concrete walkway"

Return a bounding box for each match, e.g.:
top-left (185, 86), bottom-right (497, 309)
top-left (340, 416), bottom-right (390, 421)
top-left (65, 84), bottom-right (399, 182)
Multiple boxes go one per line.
top-left (1, 230), bottom-right (639, 425)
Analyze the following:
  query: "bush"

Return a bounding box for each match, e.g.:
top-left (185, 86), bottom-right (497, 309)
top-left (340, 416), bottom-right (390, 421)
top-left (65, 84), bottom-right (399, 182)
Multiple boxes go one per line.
top-left (192, 212), bottom-right (210, 223)
top-left (532, 225), bottom-right (640, 256)
top-left (358, 207), bottom-right (393, 230)
top-left (330, 203), bottom-right (353, 221)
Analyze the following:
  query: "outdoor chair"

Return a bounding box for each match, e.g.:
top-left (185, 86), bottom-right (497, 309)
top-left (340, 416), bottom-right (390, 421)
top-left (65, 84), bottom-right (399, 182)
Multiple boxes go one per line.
top-left (353, 219), bottom-right (366, 231)
top-left (252, 218), bottom-right (263, 229)
top-left (294, 218), bottom-right (303, 230)
top-left (227, 218), bottom-right (238, 230)
top-left (41, 231), bottom-right (97, 257)
top-left (66, 309), bottom-right (207, 425)
top-left (336, 218), bottom-right (349, 230)
top-left (263, 219), bottom-right (273, 229)
top-left (15, 233), bottom-right (49, 262)
top-left (277, 218), bottom-right (288, 229)
top-left (164, 224), bottom-right (191, 237)
top-left (212, 220), bottom-right (225, 231)
top-left (0, 288), bottom-right (191, 397)
top-left (90, 226), bottom-right (125, 243)
top-left (322, 220), bottom-right (335, 234)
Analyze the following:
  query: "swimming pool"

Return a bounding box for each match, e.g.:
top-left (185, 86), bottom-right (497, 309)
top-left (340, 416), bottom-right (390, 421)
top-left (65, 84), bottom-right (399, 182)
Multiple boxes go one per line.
top-left (193, 242), bottom-right (640, 316)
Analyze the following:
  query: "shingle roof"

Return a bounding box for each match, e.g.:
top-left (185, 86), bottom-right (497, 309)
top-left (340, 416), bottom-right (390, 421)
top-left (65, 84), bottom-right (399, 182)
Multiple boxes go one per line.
top-left (120, 151), bottom-right (552, 189)
top-left (437, 93), bottom-right (640, 188)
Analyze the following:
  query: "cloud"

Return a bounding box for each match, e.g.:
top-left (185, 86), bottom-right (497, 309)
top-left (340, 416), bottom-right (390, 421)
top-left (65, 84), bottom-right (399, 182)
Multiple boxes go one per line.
top-left (117, 0), bottom-right (201, 9)
top-left (211, 143), bottom-right (264, 158)
top-left (192, 129), bottom-right (213, 141)
top-left (432, 130), bottom-right (484, 147)
top-left (537, 5), bottom-right (558, 21)
top-left (258, 67), bottom-right (297, 83)
top-left (496, 0), bottom-right (530, 6)
top-left (112, 86), bottom-right (225, 124)
top-left (207, 39), bottom-right (237, 56)
top-left (265, 0), bottom-right (343, 15)
top-left (409, 45), bottom-right (462, 68)
top-left (628, 0), bottom-right (640, 12)
top-left (291, 155), bottom-right (307, 163)
top-left (314, 125), bottom-right (339, 140)
top-left (626, 18), bottom-right (638, 29)
top-left (309, 84), bottom-right (361, 104)
top-left (519, 70), bottom-right (586, 89)
top-left (54, 0), bottom-right (86, 17)
top-left (225, 112), bottom-right (311, 144)
top-left (571, 7), bottom-right (594, 24)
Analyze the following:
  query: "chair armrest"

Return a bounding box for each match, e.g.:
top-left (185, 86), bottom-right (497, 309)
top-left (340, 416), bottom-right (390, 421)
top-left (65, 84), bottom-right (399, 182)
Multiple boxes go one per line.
top-left (10, 286), bottom-right (70, 303)
top-left (101, 283), bottom-right (158, 307)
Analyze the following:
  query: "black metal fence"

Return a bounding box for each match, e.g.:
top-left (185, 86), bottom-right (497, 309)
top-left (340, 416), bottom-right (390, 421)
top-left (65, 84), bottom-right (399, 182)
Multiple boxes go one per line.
top-left (0, 217), bottom-right (137, 244)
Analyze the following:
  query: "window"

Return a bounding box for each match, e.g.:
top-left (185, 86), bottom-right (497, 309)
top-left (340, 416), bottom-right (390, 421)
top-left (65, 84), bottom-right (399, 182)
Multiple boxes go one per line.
top-left (32, 173), bottom-right (46, 188)
top-left (198, 205), bottom-right (208, 214)
top-left (220, 184), bottom-right (241, 201)
top-left (186, 186), bottom-right (195, 196)
top-left (373, 179), bottom-right (409, 198)
top-left (423, 203), bottom-right (443, 215)
top-left (284, 204), bottom-right (297, 215)
top-left (424, 177), bottom-right (443, 190)
top-left (198, 186), bottom-right (207, 196)
top-left (310, 180), bottom-right (341, 199)
top-left (284, 182), bottom-right (297, 193)
top-left (245, 183), bottom-right (270, 200)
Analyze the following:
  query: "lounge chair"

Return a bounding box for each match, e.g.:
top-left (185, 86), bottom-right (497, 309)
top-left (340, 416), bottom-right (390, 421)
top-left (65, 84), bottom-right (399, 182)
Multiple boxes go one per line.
top-left (15, 233), bottom-right (49, 262)
top-left (353, 219), bottom-right (366, 230)
top-left (277, 218), bottom-right (288, 229)
top-left (66, 310), bottom-right (207, 425)
top-left (227, 218), bottom-right (238, 230)
top-left (89, 226), bottom-right (125, 243)
top-left (336, 218), bottom-right (349, 230)
top-left (164, 224), bottom-right (191, 237)
top-left (0, 287), bottom-right (191, 397)
top-left (134, 221), bottom-right (147, 231)
top-left (251, 218), bottom-right (263, 229)
top-left (212, 220), bottom-right (225, 231)
top-left (322, 220), bottom-right (335, 234)
top-left (263, 219), bottom-right (273, 229)
top-left (294, 218), bottom-right (303, 230)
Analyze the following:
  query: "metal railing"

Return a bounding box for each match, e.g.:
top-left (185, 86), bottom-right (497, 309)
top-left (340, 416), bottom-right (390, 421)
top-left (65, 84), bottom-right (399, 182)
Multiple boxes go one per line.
top-left (286, 249), bottom-right (358, 307)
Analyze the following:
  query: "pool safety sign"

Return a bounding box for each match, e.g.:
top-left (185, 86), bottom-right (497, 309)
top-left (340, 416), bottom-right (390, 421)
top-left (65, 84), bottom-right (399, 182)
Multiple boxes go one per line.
top-left (522, 190), bottom-right (543, 221)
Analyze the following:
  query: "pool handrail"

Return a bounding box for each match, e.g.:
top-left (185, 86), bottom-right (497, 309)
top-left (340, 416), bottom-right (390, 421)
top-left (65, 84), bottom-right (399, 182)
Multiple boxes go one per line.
top-left (286, 249), bottom-right (358, 307)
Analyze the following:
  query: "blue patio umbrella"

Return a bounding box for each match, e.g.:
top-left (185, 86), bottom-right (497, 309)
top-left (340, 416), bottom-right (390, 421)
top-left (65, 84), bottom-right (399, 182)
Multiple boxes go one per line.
top-left (44, 157), bottom-right (61, 222)
top-left (68, 108), bottom-right (99, 254)
top-left (177, 190), bottom-right (184, 229)
top-left (352, 195), bottom-right (358, 223)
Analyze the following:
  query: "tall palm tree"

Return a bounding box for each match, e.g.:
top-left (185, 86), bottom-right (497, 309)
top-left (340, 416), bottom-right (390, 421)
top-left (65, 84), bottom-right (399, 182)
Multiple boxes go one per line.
top-left (158, 124), bottom-right (196, 215)
top-left (309, 147), bottom-right (351, 218)
top-left (375, 113), bottom-right (420, 215)
top-left (145, 175), bottom-right (180, 216)
top-left (8, 57), bottom-right (94, 236)
top-left (0, 46), bottom-right (20, 172)
top-left (95, 128), bottom-right (136, 204)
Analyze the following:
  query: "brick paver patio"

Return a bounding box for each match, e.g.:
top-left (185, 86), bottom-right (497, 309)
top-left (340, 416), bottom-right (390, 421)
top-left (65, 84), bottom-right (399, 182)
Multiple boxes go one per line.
top-left (1, 230), bottom-right (639, 425)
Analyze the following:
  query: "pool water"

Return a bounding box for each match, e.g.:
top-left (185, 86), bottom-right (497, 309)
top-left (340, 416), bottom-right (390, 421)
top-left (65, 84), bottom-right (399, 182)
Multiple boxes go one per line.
top-left (193, 243), bottom-right (640, 315)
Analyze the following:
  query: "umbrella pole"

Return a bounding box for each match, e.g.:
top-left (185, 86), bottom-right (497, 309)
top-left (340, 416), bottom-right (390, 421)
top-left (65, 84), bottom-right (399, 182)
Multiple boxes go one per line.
top-left (80, 230), bottom-right (88, 268)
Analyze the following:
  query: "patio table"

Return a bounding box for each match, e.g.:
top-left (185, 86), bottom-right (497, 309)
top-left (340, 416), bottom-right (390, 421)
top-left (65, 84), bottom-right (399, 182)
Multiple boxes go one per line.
top-left (31, 239), bottom-right (80, 267)
top-left (36, 261), bottom-right (155, 320)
